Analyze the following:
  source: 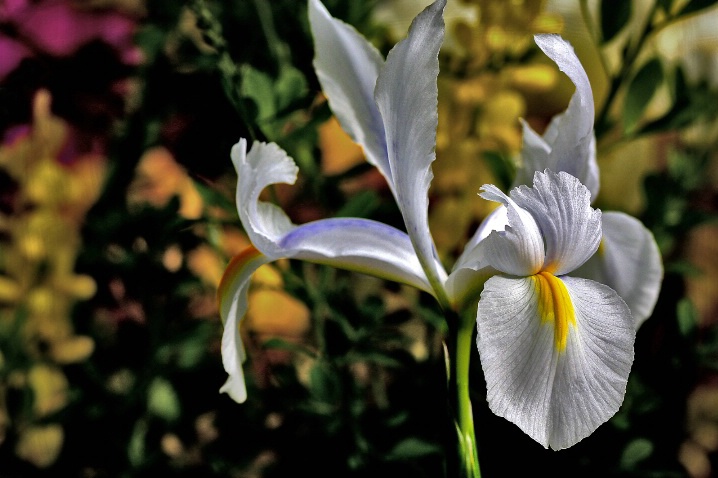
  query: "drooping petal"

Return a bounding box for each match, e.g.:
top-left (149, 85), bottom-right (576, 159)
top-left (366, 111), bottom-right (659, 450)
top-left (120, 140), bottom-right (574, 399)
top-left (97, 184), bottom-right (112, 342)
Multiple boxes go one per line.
top-left (512, 170), bottom-right (602, 276)
top-left (230, 138), bottom-right (435, 293)
top-left (374, 0), bottom-right (448, 298)
top-left (472, 185), bottom-right (544, 276)
top-left (514, 35), bottom-right (599, 199)
top-left (308, 0), bottom-right (392, 187)
top-left (574, 212), bottom-right (663, 328)
top-left (217, 246), bottom-right (271, 403)
top-left (279, 217), bottom-right (435, 294)
top-left (476, 274), bottom-right (634, 450)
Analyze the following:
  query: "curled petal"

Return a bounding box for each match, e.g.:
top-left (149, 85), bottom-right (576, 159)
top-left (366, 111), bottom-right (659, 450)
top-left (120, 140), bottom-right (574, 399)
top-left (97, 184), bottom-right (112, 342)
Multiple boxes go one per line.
top-left (454, 206), bottom-right (508, 272)
top-left (574, 212), bottom-right (663, 328)
top-left (512, 170), bottom-right (601, 275)
top-left (515, 35), bottom-right (599, 199)
top-left (476, 274), bottom-right (634, 449)
top-left (374, 0), bottom-right (448, 298)
top-left (308, 0), bottom-right (392, 186)
top-left (474, 185), bottom-right (544, 276)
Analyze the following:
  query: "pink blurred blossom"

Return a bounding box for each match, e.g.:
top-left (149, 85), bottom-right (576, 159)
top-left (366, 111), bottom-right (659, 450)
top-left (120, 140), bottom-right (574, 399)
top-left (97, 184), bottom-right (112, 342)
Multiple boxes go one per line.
top-left (0, 0), bottom-right (141, 80)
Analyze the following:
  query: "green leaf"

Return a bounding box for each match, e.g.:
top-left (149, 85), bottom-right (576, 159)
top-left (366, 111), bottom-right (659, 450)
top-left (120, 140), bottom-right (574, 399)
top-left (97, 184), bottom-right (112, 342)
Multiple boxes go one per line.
top-left (601, 0), bottom-right (632, 43)
top-left (262, 337), bottom-right (318, 358)
top-left (620, 438), bottom-right (653, 469)
top-left (240, 65), bottom-right (276, 121)
top-left (147, 377), bottom-right (181, 421)
top-left (274, 66), bottom-right (308, 113)
top-left (127, 419), bottom-right (148, 467)
top-left (677, 298), bottom-right (699, 337)
top-left (387, 438), bottom-right (442, 460)
top-left (335, 190), bottom-right (381, 218)
top-left (624, 59), bottom-right (663, 134)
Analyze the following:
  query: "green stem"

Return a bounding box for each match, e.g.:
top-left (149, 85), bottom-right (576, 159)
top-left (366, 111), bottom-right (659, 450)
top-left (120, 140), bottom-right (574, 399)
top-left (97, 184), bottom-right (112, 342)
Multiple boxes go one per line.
top-left (451, 311), bottom-right (481, 478)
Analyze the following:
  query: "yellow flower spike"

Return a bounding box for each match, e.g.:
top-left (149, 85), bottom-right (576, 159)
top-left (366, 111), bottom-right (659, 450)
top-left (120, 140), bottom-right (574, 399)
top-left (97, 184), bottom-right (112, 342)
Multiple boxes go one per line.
top-left (15, 424), bottom-right (64, 468)
top-left (503, 64), bottom-right (558, 93)
top-left (319, 115), bottom-right (365, 175)
top-left (0, 276), bottom-right (21, 303)
top-left (127, 146), bottom-right (204, 219)
top-left (49, 336), bottom-right (95, 364)
top-left (27, 364), bottom-right (69, 417)
top-left (246, 289), bottom-right (311, 340)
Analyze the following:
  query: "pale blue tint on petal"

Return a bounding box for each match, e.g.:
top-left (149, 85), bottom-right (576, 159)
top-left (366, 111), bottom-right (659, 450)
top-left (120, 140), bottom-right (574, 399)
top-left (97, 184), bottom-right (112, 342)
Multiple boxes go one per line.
top-left (512, 170), bottom-right (601, 275)
top-left (574, 212), bottom-right (663, 328)
top-left (308, 0), bottom-right (393, 189)
top-left (280, 217), bottom-right (435, 295)
top-left (514, 35), bottom-right (599, 199)
top-left (374, 0), bottom-right (449, 297)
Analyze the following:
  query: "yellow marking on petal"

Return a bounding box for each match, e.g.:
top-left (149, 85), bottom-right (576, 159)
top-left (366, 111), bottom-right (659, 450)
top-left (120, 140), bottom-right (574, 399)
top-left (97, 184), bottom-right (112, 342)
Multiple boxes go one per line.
top-left (532, 271), bottom-right (576, 352)
top-left (216, 245), bottom-right (263, 322)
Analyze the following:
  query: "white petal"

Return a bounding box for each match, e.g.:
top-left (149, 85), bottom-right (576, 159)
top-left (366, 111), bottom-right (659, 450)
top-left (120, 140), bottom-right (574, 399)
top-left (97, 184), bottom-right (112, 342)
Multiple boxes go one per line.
top-left (514, 35), bottom-right (599, 199)
top-left (231, 138), bottom-right (435, 293)
top-left (279, 217), bottom-right (435, 294)
top-left (308, 0), bottom-right (393, 187)
top-left (232, 139), bottom-right (297, 257)
top-left (512, 170), bottom-right (602, 275)
top-left (574, 212), bottom-right (663, 328)
top-left (454, 206), bottom-right (508, 272)
top-left (374, 0), bottom-right (448, 294)
top-left (473, 185), bottom-right (544, 276)
top-left (218, 246), bottom-right (272, 403)
top-left (476, 274), bottom-right (634, 450)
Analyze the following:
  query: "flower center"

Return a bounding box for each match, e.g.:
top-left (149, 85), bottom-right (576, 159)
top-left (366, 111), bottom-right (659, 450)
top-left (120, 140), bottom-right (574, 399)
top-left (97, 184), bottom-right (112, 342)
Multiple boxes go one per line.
top-left (532, 271), bottom-right (576, 352)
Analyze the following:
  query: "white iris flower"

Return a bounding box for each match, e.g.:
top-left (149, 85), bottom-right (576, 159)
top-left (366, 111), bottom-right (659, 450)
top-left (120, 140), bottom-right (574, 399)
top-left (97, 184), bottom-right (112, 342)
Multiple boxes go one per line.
top-left (218, 0), bottom-right (660, 450)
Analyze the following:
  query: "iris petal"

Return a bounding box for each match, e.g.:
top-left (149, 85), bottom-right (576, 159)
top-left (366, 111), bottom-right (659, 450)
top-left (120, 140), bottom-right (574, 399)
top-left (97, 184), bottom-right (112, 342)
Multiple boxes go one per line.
top-left (476, 274), bottom-right (634, 449)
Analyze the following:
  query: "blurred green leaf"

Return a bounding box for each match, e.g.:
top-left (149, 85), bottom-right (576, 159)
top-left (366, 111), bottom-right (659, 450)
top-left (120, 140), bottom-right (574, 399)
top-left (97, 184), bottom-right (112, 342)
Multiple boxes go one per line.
top-left (147, 377), bottom-right (181, 421)
top-left (620, 438), bottom-right (653, 469)
top-left (127, 419), bottom-right (148, 467)
top-left (677, 298), bottom-right (699, 337)
top-left (624, 59), bottom-right (663, 134)
top-left (601, 0), bottom-right (632, 43)
top-left (262, 337), bottom-right (318, 358)
top-left (241, 65), bottom-right (276, 121)
top-left (275, 66), bottom-right (308, 113)
top-left (387, 437), bottom-right (442, 460)
top-left (336, 190), bottom-right (381, 218)
top-left (482, 151), bottom-right (514, 192)
top-left (309, 362), bottom-right (341, 405)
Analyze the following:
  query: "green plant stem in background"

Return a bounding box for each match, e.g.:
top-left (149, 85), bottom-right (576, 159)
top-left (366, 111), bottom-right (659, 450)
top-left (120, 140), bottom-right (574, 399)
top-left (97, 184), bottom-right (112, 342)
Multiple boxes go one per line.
top-left (448, 310), bottom-right (482, 478)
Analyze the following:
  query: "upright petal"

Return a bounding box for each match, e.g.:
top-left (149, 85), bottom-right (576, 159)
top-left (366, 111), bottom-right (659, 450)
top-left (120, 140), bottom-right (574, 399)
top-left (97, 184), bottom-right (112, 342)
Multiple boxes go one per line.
top-left (514, 35), bottom-right (599, 199)
top-left (512, 170), bottom-right (602, 275)
top-left (574, 212), bottom-right (663, 328)
top-left (308, 0), bottom-right (392, 187)
top-left (374, 0), bottom-right (448, 297)
top-left (472, 185), bottom-right (544, 276)
top-left (476, 274), bottom-right (634, 449)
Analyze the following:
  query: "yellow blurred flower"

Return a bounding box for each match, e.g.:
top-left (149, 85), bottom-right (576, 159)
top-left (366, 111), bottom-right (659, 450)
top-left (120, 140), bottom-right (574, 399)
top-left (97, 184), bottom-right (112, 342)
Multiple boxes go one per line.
top-left (15, 424), bottom-right (64, 469)
top-left (127, 145), bottom-right (204, 219)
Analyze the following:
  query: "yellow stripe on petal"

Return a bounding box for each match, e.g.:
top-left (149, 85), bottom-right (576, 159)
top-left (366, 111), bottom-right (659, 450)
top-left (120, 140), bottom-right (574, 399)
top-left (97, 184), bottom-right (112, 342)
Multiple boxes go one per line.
top-left (532, 271), bottom-right (576, 352)
top-left (216, 245), bottom-right (264, 323)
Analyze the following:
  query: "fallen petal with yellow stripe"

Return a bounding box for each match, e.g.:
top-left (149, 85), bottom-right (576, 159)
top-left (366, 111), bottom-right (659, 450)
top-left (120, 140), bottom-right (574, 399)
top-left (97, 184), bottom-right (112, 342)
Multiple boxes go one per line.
top-left (472, 170), bottom-right (635, 449)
